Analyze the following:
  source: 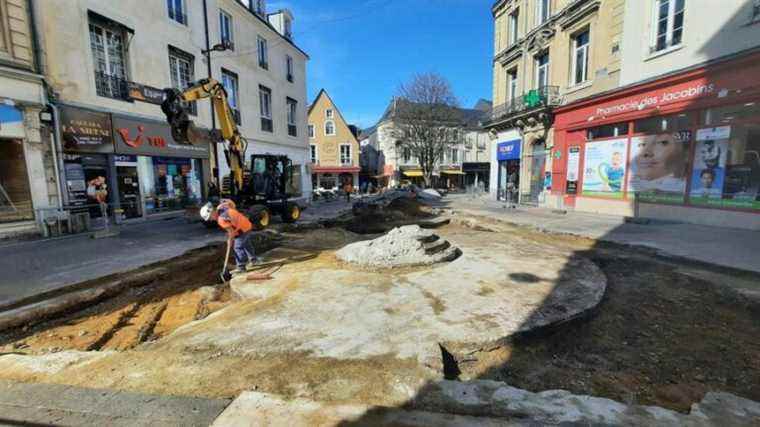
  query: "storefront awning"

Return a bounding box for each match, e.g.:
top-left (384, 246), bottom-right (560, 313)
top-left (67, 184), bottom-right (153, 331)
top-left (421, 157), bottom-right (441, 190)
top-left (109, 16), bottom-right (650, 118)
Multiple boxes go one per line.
top-left (441, 170), bottom-right (465, 175)
top-left (403, 171), bottom-right (424, 177)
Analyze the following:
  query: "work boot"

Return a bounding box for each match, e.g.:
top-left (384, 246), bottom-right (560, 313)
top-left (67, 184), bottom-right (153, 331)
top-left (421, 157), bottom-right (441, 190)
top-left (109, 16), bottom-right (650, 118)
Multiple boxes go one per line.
top-left (245, 258), bottom-right (263, 271)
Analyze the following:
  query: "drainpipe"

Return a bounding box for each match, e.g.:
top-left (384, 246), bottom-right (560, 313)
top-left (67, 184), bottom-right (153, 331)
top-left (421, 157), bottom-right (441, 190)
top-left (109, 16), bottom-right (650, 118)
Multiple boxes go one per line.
top-left (28, 0), bottom-right (64, 210)
top-left (202, 0), bottom-right (219, 189)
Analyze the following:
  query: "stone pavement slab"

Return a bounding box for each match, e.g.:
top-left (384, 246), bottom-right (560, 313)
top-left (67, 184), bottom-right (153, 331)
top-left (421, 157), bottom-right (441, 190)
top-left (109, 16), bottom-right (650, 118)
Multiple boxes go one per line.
top-left (446, 194), bottom-right (760, 274)
top-left (0, 379), bottom-right (230, 426)
top-left (0, 217), bottom-right (224, 310)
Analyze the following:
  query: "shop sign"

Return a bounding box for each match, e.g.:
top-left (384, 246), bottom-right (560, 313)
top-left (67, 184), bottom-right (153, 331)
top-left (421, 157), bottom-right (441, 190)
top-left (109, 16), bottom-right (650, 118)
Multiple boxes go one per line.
top-left (59, 106), bottom-right (114, 153)
top-left (114, 154), bottom-right (138, 166)
top-left (497, 139), bottom-right (521, 161)
top-left (128, 82), bottom-right (166, 105)
top-left (593, 83), bottom-right (716, 120)
top-left (0, 104), bottom-right (24, 138)
top-left (112, 115), bottom-right (210, 159)
top-left (566, 146), bottom-right (580, 194)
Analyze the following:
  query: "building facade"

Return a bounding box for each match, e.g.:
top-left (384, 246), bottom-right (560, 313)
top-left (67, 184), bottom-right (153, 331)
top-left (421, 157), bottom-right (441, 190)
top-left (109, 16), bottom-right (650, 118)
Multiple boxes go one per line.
top-left (307, 89), bottom-right (360, 190)
top-left (365, 99), bottom-right (490, 189)
top-left (549, 0), bottom-right (760, 230)
top-left (0, 0), bottom-right (58, 237)
top-left (484, 0), bottom-right (625, 206)
top-left (33, 0), bottom-right (310, 226)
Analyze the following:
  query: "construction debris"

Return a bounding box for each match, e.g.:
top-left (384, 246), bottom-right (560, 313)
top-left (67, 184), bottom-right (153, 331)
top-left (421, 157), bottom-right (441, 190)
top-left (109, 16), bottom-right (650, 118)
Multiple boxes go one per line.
top-left (336, 225), bottom-right (460, 268)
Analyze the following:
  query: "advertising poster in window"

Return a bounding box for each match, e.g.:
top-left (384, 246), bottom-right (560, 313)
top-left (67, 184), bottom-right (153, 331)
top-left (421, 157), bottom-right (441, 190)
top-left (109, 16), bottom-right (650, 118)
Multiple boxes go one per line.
top-left (627, 131), bottom-right (691, 204)
top-left (566, 146), bottom-right (580, 194)
top-left (690, 125), bottom-right (760, 210)
top-left (582, 139), bottom-right (628, 198)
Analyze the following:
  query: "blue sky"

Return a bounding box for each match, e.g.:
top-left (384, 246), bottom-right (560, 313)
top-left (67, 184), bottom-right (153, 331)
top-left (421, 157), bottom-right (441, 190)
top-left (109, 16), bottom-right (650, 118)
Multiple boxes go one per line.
top-left (269, 0), bottom-right (495, 129)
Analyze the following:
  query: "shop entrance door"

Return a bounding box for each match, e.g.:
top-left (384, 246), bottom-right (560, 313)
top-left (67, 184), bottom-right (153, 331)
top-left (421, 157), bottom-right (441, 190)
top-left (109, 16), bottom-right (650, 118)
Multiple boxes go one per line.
top-left (523, 141), bottom-right (546, 206)
top-left (116, 166), bottom-right (142, 219)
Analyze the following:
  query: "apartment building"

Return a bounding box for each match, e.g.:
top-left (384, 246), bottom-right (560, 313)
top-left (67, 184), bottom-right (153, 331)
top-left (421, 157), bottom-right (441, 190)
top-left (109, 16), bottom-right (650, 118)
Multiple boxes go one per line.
top-left (484, 0), bottom-right (624, 206)
top-left (550, 0), bottom-right (760, 230)
top-left (0, 0), bottom-right (57, 237)
top-left (33, 0), bottom-right (310, 225)
top-left (307, 89), bottom-right (360, 190)
top-left (364, 99), bottom-right (490, 190)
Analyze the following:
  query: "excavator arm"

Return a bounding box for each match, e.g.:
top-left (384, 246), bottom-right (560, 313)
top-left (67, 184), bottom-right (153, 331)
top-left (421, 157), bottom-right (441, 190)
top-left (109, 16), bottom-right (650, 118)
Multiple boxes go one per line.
top-left (161, 78), bottom-right (246, 193)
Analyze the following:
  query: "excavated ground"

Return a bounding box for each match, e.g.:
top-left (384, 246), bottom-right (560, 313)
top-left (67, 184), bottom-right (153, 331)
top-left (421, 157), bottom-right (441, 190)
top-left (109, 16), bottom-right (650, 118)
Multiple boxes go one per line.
top-left (0, 200), bottom-right (758, 415)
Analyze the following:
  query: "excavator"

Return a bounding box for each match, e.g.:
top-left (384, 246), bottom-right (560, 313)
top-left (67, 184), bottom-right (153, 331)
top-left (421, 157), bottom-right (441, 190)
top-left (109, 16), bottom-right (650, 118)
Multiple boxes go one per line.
top-left (160, 78), bottom-right (302, 228)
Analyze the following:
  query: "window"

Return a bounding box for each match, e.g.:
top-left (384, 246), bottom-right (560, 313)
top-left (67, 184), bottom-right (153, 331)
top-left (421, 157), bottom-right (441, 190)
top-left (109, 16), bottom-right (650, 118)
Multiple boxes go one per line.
top-left (326, 109), bottom-right (334, 119)
top-left (221, 69), bottom-right (240, 124)
top-left (257, 36), bottom-right (268, 69)
top-left (451, 149), bottom-right (459, 164)
top-left (0, 137), bottom-right (34, 222)
top-left (219, 10), bottom-right (233, 49)
top-left (587, 122), bottom-right (628, 140)
top-left (167, 0), bottom-right (187, 25)
top-left (340, 145), bottom-right (352, 165)
top-left (403, 147), bottom-right (411, 163)
top-left (536, 0), bottom-right (550, 26)
top-left (284, 17), bottom-right (293, 39)
top-left (254, 0), bottom-right (265, 16)
top-left (89, 21), bottom-right (129, 100)
top-left (308, 124), bottom-right (315, 138)
top-left (634, 113), bottom-right (691, 134)
top-left (287, 97), bottom-right (298, 137)
top-left (572, 29), bottom-right (590, 85)
top-left (753, 0), bottom-right (760, 22)
top-left (507, 68), bottom-right (519, 102)
top-left (509, 9), bottom-right (520, 45)
top-left (286, 55), bottom-right (294, 82)
top-left (310, 144), bottom-right (317, 164)
top-left (259, 85), bottom-right (273, 132)
top-left (325, 120), bottom-right (335, 136)
top-left (652, 0), bottom-right (685, 53)
top-left (535, 52), bottom-right (549, 90)
top-left (168, 47), bottom-right (196, 115)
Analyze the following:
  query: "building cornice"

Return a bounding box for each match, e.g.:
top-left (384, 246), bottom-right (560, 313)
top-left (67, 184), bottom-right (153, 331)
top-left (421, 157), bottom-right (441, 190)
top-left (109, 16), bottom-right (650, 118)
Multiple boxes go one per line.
top-left (558, 0), bottom-right (601, 30)
top-left (0, 64), bottom-right (42, 84)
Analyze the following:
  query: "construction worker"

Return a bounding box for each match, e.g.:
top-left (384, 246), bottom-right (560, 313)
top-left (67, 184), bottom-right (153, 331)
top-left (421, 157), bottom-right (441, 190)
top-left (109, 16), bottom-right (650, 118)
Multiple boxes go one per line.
top-left (201, 199), bottom-right (260, 274)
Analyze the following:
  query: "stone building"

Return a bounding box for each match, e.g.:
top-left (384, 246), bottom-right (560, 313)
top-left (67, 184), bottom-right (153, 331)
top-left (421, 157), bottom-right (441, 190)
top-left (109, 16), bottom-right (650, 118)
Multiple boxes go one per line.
top-left (0, 0), bottom-right (58, 237)
top-left (484, 0), bottom-right (625, 207)
top-left (32, 0), bottom-right (310, 226)
top-left (307, 89), bottom-right (360, 190)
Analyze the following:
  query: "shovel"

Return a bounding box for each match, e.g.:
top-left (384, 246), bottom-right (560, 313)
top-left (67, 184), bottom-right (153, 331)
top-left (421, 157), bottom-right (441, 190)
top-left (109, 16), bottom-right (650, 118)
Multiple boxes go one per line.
top-left (220, 238), bottom-right (233, 283)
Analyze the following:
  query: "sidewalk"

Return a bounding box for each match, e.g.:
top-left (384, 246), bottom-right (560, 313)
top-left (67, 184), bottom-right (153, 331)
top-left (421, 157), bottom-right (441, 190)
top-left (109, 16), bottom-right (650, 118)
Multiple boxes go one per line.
top-left (445, 194), bottom-right (760, 274)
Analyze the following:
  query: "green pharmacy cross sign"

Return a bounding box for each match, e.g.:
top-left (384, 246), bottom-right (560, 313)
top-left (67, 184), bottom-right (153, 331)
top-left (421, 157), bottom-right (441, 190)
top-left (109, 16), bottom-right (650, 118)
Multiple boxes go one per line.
top-left (524, 90), bottom-right (542, 108)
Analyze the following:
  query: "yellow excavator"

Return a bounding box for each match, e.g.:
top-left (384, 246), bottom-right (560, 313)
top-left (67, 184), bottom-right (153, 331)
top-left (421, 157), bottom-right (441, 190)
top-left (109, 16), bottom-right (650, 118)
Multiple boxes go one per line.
top-left (161, 78), bottom-right (302, 228)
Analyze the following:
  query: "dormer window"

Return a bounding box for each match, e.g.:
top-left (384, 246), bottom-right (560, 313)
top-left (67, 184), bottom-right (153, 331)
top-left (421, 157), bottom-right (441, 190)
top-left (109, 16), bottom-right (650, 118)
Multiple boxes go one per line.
top-left (255, 0), bottom-right (265, 16)
top-left (284, 17), bottom-right (292, 39)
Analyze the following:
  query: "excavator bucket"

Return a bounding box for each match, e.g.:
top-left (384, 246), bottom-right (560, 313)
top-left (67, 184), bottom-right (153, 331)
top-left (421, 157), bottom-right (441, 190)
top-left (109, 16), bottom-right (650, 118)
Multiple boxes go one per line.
top-left (161, 88), bottom-right (199, 144)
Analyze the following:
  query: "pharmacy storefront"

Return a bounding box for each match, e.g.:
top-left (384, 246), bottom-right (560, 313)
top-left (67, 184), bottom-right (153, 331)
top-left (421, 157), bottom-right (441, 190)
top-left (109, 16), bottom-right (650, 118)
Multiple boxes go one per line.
top-left (551, 50), bottom-right (760, 230)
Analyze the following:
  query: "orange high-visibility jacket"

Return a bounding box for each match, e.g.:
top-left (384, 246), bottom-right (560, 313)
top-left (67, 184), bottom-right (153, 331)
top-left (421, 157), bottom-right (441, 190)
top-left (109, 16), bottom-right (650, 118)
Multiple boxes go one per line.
top-left (217, 200), bottom-right (252, 236)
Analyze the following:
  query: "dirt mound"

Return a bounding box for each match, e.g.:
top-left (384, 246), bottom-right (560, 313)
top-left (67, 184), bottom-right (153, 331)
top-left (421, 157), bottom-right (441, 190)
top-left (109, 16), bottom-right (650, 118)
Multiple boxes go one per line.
top-left (336, 225), bottom-right (460, 268)
top-left (386, 197), bottom-right (434, 218)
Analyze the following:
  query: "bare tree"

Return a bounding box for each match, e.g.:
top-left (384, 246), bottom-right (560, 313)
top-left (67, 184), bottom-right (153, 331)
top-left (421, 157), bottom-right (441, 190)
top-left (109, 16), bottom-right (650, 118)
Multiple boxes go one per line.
top-left (391, 73), bottom-right (465, 188)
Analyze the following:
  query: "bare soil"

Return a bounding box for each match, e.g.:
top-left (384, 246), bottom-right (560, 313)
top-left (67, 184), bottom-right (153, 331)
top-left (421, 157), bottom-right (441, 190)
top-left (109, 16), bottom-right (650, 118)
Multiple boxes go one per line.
top-left (0, 245), bottom-right (232, 353)
top-left (459, 227), bottom-right (760, 413)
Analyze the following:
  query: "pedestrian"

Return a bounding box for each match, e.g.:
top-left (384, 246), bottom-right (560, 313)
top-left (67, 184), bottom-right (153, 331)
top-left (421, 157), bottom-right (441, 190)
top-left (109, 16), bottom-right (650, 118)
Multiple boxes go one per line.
top-left (201, 199), bottom-right (260, 275)
top-left (344, 181), bottom-right (352, 203)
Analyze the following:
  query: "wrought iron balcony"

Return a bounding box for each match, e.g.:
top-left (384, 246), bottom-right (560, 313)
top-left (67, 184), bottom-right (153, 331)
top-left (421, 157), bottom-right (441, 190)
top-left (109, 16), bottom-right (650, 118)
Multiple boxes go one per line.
top-left (490, 85), bottom-right (561, 122)
top-left (95, 72), bottom-right (130, 101)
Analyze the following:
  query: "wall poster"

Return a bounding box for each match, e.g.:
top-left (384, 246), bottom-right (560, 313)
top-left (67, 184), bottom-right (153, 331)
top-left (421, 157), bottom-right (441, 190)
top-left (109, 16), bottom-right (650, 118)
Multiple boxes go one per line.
top-left (582, 139), bottom-right (628, 198)
top-left (566, 146), bottom-right (580, 194)
top-left (628, 131), bottom-right (691, 204)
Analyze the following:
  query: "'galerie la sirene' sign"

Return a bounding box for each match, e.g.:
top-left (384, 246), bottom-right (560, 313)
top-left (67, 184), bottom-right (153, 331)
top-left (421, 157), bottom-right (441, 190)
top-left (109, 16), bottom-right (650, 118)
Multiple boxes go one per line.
top-left (594, 83), bottom-right (717, 118)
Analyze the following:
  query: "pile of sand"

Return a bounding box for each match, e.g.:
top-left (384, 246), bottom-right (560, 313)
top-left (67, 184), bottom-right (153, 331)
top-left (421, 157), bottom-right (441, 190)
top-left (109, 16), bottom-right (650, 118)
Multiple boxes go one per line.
top-left (336, 225), bottom-right (460, 268)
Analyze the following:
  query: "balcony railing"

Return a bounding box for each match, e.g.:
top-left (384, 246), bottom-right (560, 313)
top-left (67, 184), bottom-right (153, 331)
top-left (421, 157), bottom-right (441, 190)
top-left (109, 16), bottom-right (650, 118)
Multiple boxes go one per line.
top-left (95, 72), bottom-right (130, 101)
top-left (491, 85), bottom-right (561, 121)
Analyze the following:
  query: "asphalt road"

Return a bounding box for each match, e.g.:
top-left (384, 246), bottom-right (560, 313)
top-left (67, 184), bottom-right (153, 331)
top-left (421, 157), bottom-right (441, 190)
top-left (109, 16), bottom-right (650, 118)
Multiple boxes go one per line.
top-left (0, 217), bottom-right (224, 309)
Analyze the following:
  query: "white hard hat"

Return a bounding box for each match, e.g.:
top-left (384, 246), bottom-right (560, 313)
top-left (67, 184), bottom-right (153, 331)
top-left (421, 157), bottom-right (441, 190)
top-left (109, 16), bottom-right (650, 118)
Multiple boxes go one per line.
top-left (200, 202), bottom-right (214, 221)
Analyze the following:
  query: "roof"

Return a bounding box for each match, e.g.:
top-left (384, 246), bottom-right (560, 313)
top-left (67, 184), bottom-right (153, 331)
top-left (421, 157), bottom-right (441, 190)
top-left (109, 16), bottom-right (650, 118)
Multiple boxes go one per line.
top-left (373, 98), bottom-right (491, 130)
top-left (307, 89), bottom-right (359, 143)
